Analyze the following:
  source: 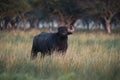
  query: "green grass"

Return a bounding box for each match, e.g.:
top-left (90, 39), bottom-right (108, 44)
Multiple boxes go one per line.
top-left (0, 30), bottom-right (120, 80)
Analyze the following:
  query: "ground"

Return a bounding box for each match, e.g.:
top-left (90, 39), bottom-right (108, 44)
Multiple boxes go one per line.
top-left (0, 29), bottom-right (120, 80)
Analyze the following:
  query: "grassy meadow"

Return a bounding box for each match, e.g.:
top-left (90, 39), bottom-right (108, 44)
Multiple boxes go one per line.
top-left (0, 29), bottom-right (120, 80)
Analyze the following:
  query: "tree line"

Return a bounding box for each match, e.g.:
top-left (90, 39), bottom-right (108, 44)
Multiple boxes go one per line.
top-left (0, 0), bottom-right (120, 33)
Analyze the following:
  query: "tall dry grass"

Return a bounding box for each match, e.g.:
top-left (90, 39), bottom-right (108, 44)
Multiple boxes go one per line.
top-left (0, 30), bottom-right (120, 80)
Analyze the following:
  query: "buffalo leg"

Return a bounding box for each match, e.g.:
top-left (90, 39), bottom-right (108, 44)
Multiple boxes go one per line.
top-left (31, 51), bottom-right (37, 59)
top-left (41, 53), bottom-right (45, 58)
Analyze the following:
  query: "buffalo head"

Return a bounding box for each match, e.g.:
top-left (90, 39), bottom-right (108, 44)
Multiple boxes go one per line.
top-left (57, 26), bottom-right (74, 37)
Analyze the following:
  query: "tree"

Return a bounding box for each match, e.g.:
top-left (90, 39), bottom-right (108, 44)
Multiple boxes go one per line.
top-left (77, 0), bottom-right (120, 33)
top-left (29, 0), bottom-right (80, 25)
top-left (0, 0), bottom-right (31, 29)
top-left (99, 0), bottom-right (120, 33)
top-left (52, 0), bottom-right (80, 25)
top-left (0, 0), bottom-right (31, 18)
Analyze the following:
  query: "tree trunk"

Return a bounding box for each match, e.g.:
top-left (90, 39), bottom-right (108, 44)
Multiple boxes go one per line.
top-left (23, 18), bottom-right (26, 30)
top-left (54, 11), bottom-right (66, 26)
top-left (104, 16), bottom-right (112, 34)
top-left (59, 13), bottom-right (66, 26)
top-left (105, 19), bottom-right (111, 34)
top-left (18, 12), bottom-right (26, 30)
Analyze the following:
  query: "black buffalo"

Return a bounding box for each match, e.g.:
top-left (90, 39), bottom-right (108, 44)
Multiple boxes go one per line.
top-left (31, 26), bottom-right (74, 59)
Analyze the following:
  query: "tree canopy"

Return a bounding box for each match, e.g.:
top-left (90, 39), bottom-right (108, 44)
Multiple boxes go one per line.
top-left (0, 0), bottom-right (120, 33)
top-left (0, 0), bottom-right (31, 18)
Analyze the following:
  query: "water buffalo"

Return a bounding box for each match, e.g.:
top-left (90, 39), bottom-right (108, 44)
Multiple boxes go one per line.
top-left (31, 26), bottom-right (74, 59)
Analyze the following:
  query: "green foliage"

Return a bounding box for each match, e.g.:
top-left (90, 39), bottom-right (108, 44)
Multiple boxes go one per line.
top-left (0, 0), bottom-right (31, 17)
top-left (58, 72), bottom-right (75, 80)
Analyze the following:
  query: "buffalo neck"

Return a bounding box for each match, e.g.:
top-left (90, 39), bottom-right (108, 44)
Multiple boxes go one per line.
top-left (55, 33), bottom-right (68, 40)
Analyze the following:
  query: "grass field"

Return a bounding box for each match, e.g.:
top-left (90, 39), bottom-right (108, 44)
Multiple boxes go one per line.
top-left (0, 29), bottom-right (120, 80)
